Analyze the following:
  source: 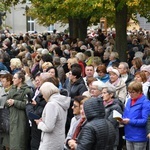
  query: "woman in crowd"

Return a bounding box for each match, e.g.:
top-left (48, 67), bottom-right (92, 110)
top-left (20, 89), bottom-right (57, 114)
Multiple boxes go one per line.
top-left (134, 71), bottom-right (150, 98)
top-left (6, 71), bottom-right (32, 150)
top-left (107, 66), bottom-right (127, 103)
top-left (35, 82), bottom-right (70, 150)
top-left (96, 64), bottom-right (109, 83)
top-left (130, 57), bottom-right (143, 75)
top-left (101, 84), bottom-right (123, 150)
top-left (0, 73), bottom-right (13, 150)
top-left (46, 66), bottom-right (62, 89)
top-left (70, 97), bottom-right (116, 150)
top-left (121, 81), bottom-right (150, 150)
top-left (10, 58), bottom-right (22, 75)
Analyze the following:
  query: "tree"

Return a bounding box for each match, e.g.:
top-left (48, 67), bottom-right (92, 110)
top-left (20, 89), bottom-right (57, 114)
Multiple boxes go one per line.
top-left (2, 0), bottom-right (150, 61)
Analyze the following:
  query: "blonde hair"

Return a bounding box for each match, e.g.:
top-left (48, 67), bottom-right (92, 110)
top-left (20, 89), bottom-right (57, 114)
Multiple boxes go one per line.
top-left (40, 82), bottom-right (59, 101)
top-left (42, 62), bottom-right (53, 71)
top-left (10, 58), bottom-right (22, 69)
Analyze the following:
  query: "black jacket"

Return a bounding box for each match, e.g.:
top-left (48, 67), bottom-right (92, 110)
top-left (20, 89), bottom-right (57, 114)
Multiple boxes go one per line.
top-left (104, 99), bottom-right (123, 146)
top-left (64, 77), bottom-right (87, 134)
top-left (76, 97), bottom-right (116, 150)
top-left (26, 93), bottom-right (46, 150)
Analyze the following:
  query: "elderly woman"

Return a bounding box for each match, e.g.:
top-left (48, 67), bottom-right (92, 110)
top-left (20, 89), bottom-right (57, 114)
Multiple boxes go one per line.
top-left (121, 81), bottom-right (150, 150)
top-left (10, 58), bottom-right (22, 75)
top-left (35, 82), bottom-right (71, 150)
top-left (101, 84), bottom-right (123, 150)
top-left (107, 66), bottom-right (127, 103)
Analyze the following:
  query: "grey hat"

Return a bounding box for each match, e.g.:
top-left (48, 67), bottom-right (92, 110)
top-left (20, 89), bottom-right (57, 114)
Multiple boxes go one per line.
top-left (0, 70), bottom-right (10, 75)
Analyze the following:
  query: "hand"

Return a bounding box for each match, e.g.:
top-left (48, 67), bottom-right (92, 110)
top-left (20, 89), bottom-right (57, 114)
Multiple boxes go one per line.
top-left (147, 133), bottom-right (150, 138)
top-left (34, 118), bottom-right (42, 125)
top-left (7, 99), bottom-right (14, 107)
top-left (68, 139), bottom-right (77, 149)
top-left (122, 118), bottom-right (130, 124)
top-left (31, 100), bottom-right (37, 105)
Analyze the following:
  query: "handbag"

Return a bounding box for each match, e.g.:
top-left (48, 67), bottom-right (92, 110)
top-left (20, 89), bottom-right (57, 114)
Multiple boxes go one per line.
top-left (0, 107), bottom-right (9, 133)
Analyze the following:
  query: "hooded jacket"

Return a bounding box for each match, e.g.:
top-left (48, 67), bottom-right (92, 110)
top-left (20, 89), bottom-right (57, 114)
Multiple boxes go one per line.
top-left (38, 93), bottom-right (71, 150)
top-left (76, 97), bottom-right (116, 150)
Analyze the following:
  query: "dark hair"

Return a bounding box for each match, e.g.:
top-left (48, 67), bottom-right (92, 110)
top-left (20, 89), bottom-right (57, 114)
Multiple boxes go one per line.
top-left (44, 77), bottom-right (59, 88)
top-left (1, 73), bottom-right (13, 85)
top-left (84, 51), bottom-right (91, 57)
top-left (46, 66), bottom-right (58, 78)
top-left (54, 47), bottom-right (63, 57)
top-left (71, 63), bottom-right (81, 69)
top-left (74, 95), bottom-right (87, 103)
top-left (71, 67), bottom-right (82, 79)
top-left (16, 71), bottom-right (25, 83)
top-left (41, 54), bottom-right (53, 63)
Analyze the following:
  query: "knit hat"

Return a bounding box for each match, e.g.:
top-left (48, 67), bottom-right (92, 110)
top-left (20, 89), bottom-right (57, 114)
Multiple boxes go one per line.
top-left (107, 66), bottom-right (120, 76)
top-left (140, 65), bottom-right (150, 74)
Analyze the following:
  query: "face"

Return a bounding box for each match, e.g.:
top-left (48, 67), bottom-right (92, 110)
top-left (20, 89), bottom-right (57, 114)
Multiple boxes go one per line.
top-left (85, 66), bottom-right (94, 77)
top-left (10, 63), bottom-right (15, 71)
top-left (118, 64), bottom-right (127, 75)
top-left (109, 72), bottom-right (118, 83)
top-left (97, 71), bottom-right (105, 78)
top-left (80, 104), bottom-right (86, 119)
top-left (67, 60), bottom-right (72, 70)
top-left (134, 74), bottom-right (142, 82)
top-left (90, 85), bottom-right (102, 97)
top-left (72, 101), bottom-right (80, 115)
top-left (68, 71), bottom-right (76, 82)
top-left (101, 88), bottom-right (112, 102)
top-left (142, 70), bottom-right (150, 79)
top-left (109, 54), bottom-right (114, 61)
top-left (132, 62), bottom-right (137, 69)
top-left (35, 76), bottom-right (42, 88)
top-left (13, 73), bottom-right (22, 86)
top-left (103, 53), bottom-right (109, 60)
top-left (128, 90), bottom-right (141, 99)
top-left (1, 78), bottom-right (11, 88)
top-left (48, 68), bottom-right (55, 77)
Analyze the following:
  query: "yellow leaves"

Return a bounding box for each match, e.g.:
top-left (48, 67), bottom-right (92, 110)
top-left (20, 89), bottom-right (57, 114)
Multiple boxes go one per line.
top-left (127, 0), bottom-right (141, 7)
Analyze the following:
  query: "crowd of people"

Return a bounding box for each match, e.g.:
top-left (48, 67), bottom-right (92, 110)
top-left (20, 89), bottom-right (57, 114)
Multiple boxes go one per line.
top-left (0, 27), bottom-right (150, 150)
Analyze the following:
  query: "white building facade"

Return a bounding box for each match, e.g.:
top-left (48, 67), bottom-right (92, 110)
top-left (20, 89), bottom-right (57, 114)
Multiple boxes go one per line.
top-left (5, 2), bottom-right (68, 34)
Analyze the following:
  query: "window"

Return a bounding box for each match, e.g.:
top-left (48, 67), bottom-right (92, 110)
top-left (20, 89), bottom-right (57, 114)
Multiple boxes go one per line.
top-left (48, 24), bottom-right (55, 33)
top-left (27, 16), bottom-right (35, 32)
top-left (26, 0), bottom-right (31, 4)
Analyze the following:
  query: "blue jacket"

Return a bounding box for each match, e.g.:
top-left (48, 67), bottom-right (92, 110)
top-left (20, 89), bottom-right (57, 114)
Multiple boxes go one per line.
top-left (123, 95), bottom-right (150, 142)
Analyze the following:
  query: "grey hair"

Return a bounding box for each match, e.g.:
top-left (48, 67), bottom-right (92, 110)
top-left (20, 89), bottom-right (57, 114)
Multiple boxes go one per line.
top-left (102, 83), bottom-right (116, 97)
top-left (119, 62), bottom-right (129, 72)
top-left (92, 80), bottom-right (105, 91)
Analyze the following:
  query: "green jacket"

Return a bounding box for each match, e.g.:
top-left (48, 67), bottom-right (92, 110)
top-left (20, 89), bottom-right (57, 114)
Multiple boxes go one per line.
top-left (7, 83), bottom-right (31, 150)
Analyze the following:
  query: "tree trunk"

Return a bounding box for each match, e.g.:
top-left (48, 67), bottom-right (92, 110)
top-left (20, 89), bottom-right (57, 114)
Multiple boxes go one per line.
top-left (78, 18), bottom-right (89, 41)
top-left (68, 18), bottom-right (78, 39)
top-left (115, 4), bottom-right (128, 62)
top-left (68, 17), bottom-right (90, 40)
